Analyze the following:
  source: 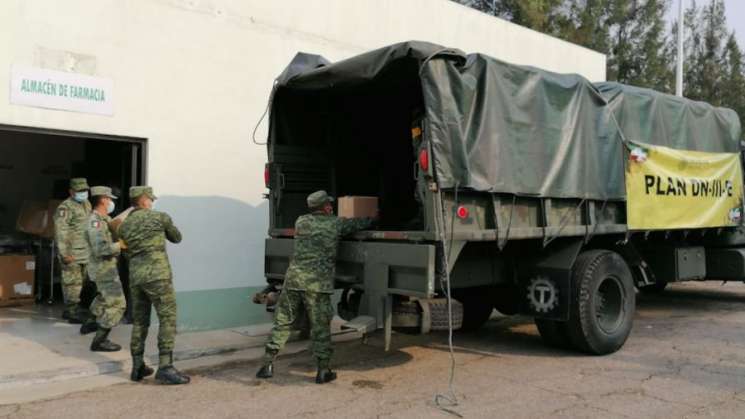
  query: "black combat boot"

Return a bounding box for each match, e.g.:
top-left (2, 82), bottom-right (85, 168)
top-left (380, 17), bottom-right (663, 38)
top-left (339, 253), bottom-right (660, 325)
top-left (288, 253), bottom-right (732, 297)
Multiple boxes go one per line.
top-left (130, 355), bottom-right (155, 382)
top-left (256, 362), bottom-right (274, 379)
top-left (79, 319), bottom-right (98, 335)
top-left (155, 353), bottom-right (190, 385)
top-left (90, 327), bottom-right (122, 352)
top-left (315, 368), bottom-right (337, 384)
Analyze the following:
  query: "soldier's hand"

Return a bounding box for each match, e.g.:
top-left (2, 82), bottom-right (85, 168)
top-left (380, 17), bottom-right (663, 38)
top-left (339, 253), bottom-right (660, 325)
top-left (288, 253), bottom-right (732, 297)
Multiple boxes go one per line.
top-left (62, 255), bottom-right (75, 264)
top-left (118, 239), bottom-right (128, 250)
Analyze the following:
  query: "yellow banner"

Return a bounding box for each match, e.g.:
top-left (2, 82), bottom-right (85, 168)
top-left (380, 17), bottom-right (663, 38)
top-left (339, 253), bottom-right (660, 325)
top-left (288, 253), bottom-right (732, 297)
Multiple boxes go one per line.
top-left (626, 142), bottom-right (744, 230)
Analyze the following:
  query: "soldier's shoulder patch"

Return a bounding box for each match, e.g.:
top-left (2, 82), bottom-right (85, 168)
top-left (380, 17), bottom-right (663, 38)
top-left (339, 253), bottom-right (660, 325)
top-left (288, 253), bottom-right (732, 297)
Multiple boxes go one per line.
top-left (91, 220), bottom-right (101, 229)
top-left (57, 208), bottom-right (67, 218)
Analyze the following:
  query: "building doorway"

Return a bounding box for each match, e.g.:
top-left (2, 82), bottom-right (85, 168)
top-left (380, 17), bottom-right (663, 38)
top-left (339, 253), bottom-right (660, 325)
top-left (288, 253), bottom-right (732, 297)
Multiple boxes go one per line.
top-left (0, 124), bottom-right (146, 319)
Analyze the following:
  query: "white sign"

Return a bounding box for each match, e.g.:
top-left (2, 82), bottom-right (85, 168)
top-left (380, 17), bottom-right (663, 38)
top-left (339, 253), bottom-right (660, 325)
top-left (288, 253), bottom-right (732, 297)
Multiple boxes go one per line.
top-left (14, 282), bottom-right (33, 296)
top-left (10, 65), bottom-right (114, 116)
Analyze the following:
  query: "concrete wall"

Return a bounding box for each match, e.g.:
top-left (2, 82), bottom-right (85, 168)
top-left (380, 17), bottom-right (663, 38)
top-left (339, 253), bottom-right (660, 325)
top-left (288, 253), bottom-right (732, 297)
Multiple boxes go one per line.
top-left (0, 0), bottom-right (606, 330)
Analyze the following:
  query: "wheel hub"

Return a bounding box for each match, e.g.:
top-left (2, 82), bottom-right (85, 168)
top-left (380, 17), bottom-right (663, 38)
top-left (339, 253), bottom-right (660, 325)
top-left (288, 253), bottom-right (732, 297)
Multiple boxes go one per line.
top-left (595, 276), bottom-right (624, 334)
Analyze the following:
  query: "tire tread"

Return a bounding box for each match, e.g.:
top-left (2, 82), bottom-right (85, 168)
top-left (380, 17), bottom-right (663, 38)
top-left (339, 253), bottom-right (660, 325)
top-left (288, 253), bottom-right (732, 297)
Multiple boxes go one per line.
top-left (566, 250), bottom-right (635, 355)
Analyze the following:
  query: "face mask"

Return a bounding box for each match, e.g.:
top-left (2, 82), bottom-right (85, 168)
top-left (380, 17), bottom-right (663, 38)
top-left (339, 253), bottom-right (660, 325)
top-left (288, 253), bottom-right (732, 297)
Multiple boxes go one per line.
top-left (150, 199), bottom-right (157, 209)
top-left (106, 200), bottom-right (116, 214)
top-left (74, 191), bottom-right (89, 202)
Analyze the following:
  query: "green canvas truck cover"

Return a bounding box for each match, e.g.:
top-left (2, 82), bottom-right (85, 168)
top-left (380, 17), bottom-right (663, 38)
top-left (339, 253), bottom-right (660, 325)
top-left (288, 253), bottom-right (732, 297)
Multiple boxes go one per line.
top-left (596, 82), bottom-right (741, 154)
top-left (270, 41), bottom-right (742, 201)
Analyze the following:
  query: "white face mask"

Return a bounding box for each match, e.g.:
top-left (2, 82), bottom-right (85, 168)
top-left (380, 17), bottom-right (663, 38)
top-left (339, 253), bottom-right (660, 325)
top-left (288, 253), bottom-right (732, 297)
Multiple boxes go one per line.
top-left (74, 191), bottom-right (89, 202)
top-left (106, 200), bottom-right (116, 214)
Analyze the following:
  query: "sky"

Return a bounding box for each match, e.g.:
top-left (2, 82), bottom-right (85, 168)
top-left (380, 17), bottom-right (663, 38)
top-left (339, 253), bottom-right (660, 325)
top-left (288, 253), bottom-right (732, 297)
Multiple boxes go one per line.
top-left (668, 0), bottom-right (745, 48)
top-left (723, 0), bottom-right (744, 47)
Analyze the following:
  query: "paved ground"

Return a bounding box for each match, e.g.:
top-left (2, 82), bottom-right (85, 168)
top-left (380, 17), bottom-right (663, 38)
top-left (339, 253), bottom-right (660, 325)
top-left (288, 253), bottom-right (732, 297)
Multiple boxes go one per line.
top-left (3, 282), bottom-right (745, 418)
top-left (0, 303), bottom-right (275, 392)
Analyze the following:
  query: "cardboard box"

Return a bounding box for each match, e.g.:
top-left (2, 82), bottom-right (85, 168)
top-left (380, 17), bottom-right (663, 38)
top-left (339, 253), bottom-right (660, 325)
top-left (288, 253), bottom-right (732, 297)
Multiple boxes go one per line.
top-left (15, 200), bottom-right (62, 239)
top-left (0, 254), bottom-right (36, 307)
top-left (16, 201), bottom-right (48, 237)
top-left (338, 196), bottom-right (378, 219)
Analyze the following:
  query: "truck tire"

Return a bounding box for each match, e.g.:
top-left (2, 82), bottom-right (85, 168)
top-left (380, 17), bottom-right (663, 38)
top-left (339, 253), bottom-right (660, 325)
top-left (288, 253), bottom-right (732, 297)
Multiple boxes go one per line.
top-left (534, 319), bottom-right (572, 349)
top-left (640, 280), bottom-right (668, 294)
top-left (566, 250), bottom-right (635, 355)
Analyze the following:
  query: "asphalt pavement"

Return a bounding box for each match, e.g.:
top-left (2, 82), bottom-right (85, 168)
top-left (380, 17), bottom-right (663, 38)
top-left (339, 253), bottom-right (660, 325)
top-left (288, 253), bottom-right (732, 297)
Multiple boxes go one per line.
top-left (3, 282), bottom-right (745, 418)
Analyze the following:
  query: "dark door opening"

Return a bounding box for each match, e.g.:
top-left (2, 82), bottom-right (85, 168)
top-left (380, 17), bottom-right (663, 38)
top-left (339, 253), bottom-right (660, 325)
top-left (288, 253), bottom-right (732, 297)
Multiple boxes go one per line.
top-left (270, 57), bottom-right (423, 231)
top-left (0, 125), bottom-right (146, 315)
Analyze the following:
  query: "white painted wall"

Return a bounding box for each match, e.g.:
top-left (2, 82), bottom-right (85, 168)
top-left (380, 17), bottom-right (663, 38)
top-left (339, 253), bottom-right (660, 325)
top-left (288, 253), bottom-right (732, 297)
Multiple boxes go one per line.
top-left (0, 0), bottom-right (606, 293)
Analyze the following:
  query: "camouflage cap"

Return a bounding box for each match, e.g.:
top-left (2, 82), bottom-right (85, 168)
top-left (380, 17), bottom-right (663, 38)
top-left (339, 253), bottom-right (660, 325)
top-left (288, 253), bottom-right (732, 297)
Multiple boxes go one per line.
top-left (129, 186), bottom-right (157, 200)
top-left (90, 186), bottom-right (117, 199)
top-left (307, 190), bottom-right (334, 209)
top-left (69, 178), bottom-right (90, 191)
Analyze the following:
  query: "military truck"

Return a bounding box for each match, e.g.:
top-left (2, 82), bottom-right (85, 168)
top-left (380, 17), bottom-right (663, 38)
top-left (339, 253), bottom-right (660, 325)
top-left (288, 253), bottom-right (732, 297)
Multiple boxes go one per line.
top-left (258, 41), bottom-right (744, 355)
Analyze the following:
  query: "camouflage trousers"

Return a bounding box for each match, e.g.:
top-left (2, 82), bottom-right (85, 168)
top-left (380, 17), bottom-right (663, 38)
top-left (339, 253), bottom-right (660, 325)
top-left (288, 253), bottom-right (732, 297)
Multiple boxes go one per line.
top-left (90, 275), bottom-right (126, 329)
top-left (264, 290), bottom-right (333, 369)
top-left (61, 263), bottom-right (87, 312)
top-left (130, 278), bottom-right (178, 367)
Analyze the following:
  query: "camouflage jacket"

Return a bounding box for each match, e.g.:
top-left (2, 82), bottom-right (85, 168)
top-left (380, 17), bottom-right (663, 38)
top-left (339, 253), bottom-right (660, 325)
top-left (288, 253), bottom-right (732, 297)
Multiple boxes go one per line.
top-left (86, 211), bottom-right (121, 282)
top-left (284, 214), bottom-right (373, 294)
top-left (53, 197), bottom-right (92, 264)
top-left (119, 208), bottom-right (182, 285)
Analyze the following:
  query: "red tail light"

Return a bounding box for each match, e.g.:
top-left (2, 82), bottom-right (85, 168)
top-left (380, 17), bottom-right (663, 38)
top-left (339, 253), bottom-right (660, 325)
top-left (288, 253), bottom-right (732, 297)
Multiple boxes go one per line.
top-left (419, 149), bottom-right (429, 172)
top-left (264, 165), bottom-right (270, 188)
top-left (456, 206), bottom-right (469, 219)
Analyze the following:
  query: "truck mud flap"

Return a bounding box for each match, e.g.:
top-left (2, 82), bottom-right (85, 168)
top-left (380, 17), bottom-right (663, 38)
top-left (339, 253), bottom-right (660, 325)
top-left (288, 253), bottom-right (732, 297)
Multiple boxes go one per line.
top-left (515, 238), bottom-right (583, 321)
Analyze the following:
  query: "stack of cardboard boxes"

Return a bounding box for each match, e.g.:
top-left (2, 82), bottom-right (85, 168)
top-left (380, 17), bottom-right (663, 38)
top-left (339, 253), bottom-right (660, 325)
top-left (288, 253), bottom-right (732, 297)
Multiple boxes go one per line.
top-left (0, 200), bottom-right (60, 307)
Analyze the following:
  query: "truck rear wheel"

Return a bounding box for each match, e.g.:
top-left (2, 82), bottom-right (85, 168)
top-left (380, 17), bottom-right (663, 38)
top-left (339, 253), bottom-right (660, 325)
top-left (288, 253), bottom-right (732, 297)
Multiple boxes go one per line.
top-left (534, 319), bottom-right (572, 349)
top-left (566, 250), bottom-right (635, 355)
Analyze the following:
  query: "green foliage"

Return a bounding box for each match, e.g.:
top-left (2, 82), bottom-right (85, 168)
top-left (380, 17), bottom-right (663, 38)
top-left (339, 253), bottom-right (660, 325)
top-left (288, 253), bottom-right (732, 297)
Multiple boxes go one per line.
top-left (721, 34), bottom-right (745, 125)
top-left (453, 0), bottom-right (745, 137)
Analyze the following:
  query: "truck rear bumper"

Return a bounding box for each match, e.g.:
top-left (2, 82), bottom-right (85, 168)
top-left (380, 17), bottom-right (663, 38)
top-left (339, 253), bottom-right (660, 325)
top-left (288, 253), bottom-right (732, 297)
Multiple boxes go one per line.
top-left (264, 238), bottom-right (438, 329)
top-left (265, 238), bottom-right (437, 296)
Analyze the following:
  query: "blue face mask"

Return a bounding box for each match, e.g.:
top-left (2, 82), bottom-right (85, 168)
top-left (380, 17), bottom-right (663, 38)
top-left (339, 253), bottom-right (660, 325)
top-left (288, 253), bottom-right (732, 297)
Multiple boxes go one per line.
top-left (106, 200), bottom-right (116, 214)
top-left (74, 191), bottom-right (89, 202)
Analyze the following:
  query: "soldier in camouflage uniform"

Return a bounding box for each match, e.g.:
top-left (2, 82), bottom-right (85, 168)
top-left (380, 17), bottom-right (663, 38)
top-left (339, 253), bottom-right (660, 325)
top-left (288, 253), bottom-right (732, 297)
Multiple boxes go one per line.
top-left (257, 190), bottom-right (374, 384)
top-left (79, 186), bottom-right (130, 353)
top-left (119, 186), bottom-right (189, 385)
top-left (53, 177), bottom-right (92, 324)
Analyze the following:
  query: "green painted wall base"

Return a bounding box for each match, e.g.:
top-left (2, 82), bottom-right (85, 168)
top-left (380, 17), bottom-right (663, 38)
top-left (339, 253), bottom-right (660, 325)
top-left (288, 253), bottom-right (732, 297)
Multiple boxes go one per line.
top-left (176, 286), bottom-right (272, 332)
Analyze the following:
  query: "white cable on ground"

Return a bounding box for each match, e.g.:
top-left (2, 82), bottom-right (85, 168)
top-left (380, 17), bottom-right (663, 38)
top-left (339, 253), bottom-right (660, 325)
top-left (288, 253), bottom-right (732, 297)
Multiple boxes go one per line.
top-left (434, 184), bottom-right (462, 418)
